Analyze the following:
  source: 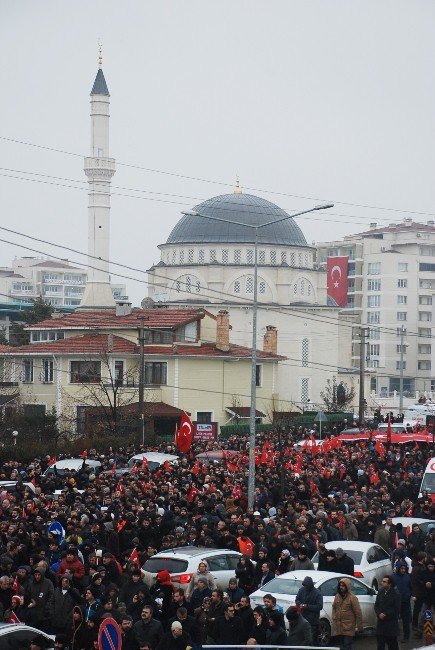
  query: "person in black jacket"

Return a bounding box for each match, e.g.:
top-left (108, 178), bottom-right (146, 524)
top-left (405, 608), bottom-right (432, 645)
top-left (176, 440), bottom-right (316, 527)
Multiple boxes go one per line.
top-left (335, 548), bottom-right (355, 576)
top-left (266, 609), bottom-right (287, 645)
top-left (374, 575), bottom-right (401, 650)
top-left (235, 554), bottom-right (255, 594)
top-left (214, 603), bottom-right (244, 645)
top-left (235, 595), bottom-right (255, 642)
top-left (120, 615), bottom-right (138, 650)
top-left (324, 549), bottom-right (339, 573)
top-left (295, 575), bottom-right (324, 644)
top-left (249, 606), bottom-right (269, 645)
top-left (133, 605), bottom-right (164, 649)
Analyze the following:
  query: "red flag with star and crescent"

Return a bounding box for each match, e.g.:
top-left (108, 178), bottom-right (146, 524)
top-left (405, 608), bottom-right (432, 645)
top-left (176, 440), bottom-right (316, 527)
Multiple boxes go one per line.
top-left (326, 256), bottom-right (348, 307)
top-left (175, 411), bottom-right (193, 453)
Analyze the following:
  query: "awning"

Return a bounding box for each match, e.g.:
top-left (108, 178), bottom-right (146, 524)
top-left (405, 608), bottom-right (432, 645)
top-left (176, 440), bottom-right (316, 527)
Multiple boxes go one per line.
top-left (226, 406), bottom-right (266, 418)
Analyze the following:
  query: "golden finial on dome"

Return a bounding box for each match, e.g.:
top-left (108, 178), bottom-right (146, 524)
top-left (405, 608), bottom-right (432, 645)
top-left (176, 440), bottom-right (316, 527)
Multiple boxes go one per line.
top-left (98, 39), bottom-right (103, 68)
top-left (234, 175), bottom-right (242, 195)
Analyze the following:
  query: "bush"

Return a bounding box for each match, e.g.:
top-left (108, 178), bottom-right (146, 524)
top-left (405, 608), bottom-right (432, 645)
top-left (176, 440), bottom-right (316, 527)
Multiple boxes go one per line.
top-left (219, 423), bottom-right (273, 439)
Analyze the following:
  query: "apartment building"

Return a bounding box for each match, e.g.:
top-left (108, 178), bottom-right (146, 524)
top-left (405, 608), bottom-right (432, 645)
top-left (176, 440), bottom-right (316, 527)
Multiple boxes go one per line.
top-left (317, 219), bottom-right (435, 397)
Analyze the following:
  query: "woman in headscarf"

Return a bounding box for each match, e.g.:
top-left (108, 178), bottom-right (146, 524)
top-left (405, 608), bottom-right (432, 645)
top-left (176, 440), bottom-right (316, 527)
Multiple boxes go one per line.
top-left (235, 554), bottom-right (256, 593)
top-left (185, 560), bottom-right (217, 601)
top-left (276, 549), bottom-right (291, 575)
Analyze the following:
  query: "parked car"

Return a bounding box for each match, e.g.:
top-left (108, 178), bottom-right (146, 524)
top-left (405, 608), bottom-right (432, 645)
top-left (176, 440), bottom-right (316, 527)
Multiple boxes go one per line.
top-left (312, 541), bottom-right (390, 590)
top-left (128, 452), bottom-right (178, 471)
top-left (142, 547), bottom-right (242, 591)
top-left (0, 480), bottom-right (36, 494)
top-left (391, 517), bottom-right (435, 537)
top-left (195, 450), bottom-right (238, 465)
top-left (43, 458), bottom-right (102, 477)
top-left (0, 622), bottom-right (54, 647)
top-left (250, 570), bottom-right (377, 646)
top-left (294, 438), bottom-right (324, 449)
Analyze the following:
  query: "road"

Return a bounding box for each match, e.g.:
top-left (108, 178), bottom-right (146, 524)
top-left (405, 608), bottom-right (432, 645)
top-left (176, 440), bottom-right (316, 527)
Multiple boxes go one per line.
top-left (354, 631), bottom-right (427, 650)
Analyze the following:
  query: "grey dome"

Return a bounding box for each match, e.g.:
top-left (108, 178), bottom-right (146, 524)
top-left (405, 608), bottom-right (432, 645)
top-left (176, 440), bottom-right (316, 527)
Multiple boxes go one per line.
top-left (165, 193), bottom-right (308, 247)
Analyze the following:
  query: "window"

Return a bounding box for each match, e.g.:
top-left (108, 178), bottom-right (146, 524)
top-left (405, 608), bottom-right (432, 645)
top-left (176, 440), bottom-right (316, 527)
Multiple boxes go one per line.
top-left (179, 250), bottom-right (184, 264)
top-left (398, 262), bottom-right (408, 272)
top-left (176, 280), bottom-right (181, 293)
top-left (76, 405), bottom-right (91, 435)
top-left (369, 344), bottom-right (380, 356)
top-left (222, 250), bottom-right (229, 264)
top-left (196, 281), bottom-right (201, 293)
top-left (369, 328), bottom-right (380, 340)
top-left (301, 377), bottom-right (309, 403)
top-left (290, 253), bottom-right (295, 266)
top-left (114, 360), bottom-right (124, 386)
top-left (420, 263), bottom-right (435, 272)
top-left (43, 285), bottom-right (62, 294)
top-left (70, 361), bottom-right (101, 384)
top-left (144, 330), bottom-right (173, 344)
top-left (368, 279), bottom-right (381, 291)
top-left (396, 345), bottom-right (406, 354)
top-left (420, 246), bottom-right (435, 256)
top-left (420, 295), bottom-right (432, 305)
top-left (31, 330), bottom-right (64, 342)
top-left (234, 281), bottom-right (240, 294)
top-left (255, 364), bottom-right (263, 387)
top-left (22, 359), bottom-right (33, 383)
top-left (418, 360), bottom-right (431, 370)
top-left (396, 327), bottom-right (407, 336)
top-left (398, 279), bottom-right (408, 288)
top-left (207, 555), bottom-right (228, 571)
top-left (298, 253), bottom-right (303, 266)
top-left (347, 296), bottom-right (355, 308)
top-left (300, 279), bottom-right (305, 295)
top-left (348, 279), bottom-right (355, 292)
top-left (197, 411), bottom-right (212, 424)
top-left (301, 338), bottom-right (309, 367)
top-left (367, 295), bottom-right (380, 307)
top-left (270, 250), bottom-right (277, 265)
top-left (210, 249), bottom-right (216, 262)
top-left (246, 276), bottom-right (254, 294)
top-left (144, 362), bottom-right (167, 385)
top-left (259, 281), bottom-right (266, 294)
top-left (396, 361), bottom-right (406, 370)
top-left (186, 276), bottom-right (191, 293)
top-left (370, 376), bottom-right (377, 392)
top-left (234, 249), bottom-right (241, 264)
top-left (304, 253), bottom-right (309, 266)
top-left (41, 358), bottom-right (53, 383)
top-left (419, 344), bottom-right (431, 354)
top-left (420, 279), bottom-right (432, 289)
top-left (419, 328), bottom-right (431, 337)
top-left (349, 578), bottom-right (371, 596)
top-left (172, 250), bottom-right (176, 264)
top-left (419, 311), bottom-right (432, 321)
top-left (397, 295), bottom-right (407, 304)
top-left (367, 262), bottom-right (381, 275)
top-left (368, 360), bottom-right (380, 368)
top-left (397, 312), bottom-right (407, 321)
top-left (247, 249), bottom-right (254, 264)
top-left (367, 311), bottom-right (380, 323)
top-left (319, 579), bottom-right (340, 597)
top-left (259, 250), bottom-right (266, 264)
top-left (198, 250), bottom-right (205, 263)
top-left (188, 249), bottom-right (194, 263)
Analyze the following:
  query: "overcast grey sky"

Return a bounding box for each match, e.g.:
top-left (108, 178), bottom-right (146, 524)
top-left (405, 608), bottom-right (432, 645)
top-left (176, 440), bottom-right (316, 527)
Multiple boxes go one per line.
top-left (1, 0), bottom-right (435, 305)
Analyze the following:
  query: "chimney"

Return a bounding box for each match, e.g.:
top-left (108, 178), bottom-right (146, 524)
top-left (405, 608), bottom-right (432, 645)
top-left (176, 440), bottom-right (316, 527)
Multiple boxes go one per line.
top-left (369, 222), bottom-right (377, 230)
top-left (263, 325), bottom-right (278, 355)
top-left (50, 311), bottom-right (64, 320)
top-left (107, 334), bottom-right (113, 352)
top-left (216, 309), bottom-right (230, 352)
top-left (404, 218), bottom-right (412, 225)
top-left (116, 302), bottom-right (132, 316)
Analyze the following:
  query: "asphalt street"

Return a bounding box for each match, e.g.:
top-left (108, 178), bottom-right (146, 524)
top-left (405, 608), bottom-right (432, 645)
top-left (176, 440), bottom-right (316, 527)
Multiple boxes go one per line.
top-left (353, 631), bottom-right (427, 650)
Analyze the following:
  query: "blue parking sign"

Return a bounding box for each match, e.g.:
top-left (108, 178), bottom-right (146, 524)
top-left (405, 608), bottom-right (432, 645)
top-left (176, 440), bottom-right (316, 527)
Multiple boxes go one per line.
top-left (98, 617), bottom-right (121, 650)
top-left (424, 609), bottom-right (433, 621)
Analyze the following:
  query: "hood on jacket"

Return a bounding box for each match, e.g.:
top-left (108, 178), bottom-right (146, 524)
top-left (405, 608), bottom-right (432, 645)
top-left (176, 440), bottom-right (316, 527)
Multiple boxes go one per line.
top-left (33, 566), bottom-right (46, 577)
top-left (302, 576), bottom-right (314, 589)
top-left (72, 605), bottom-right (83, 624)
top-left (396, 561), bottom-right (408, 572)
top-left (157, 570), bottom-right (172, 585)
top-left (338, 577), bottom-right (352, 591)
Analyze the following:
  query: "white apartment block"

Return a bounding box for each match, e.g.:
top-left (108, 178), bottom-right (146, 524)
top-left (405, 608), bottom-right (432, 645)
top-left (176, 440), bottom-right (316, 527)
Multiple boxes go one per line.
top-left (0, 257), bottom-right (127, 308)
top-left (317, 219), bottom-right (435, 398)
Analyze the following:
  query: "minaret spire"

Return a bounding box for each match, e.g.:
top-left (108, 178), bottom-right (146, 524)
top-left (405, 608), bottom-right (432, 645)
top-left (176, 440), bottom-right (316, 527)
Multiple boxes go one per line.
top-left (98, 39), bottom-right (103, 69)
top-left (79, 52), bottom-right (116, 309)
top-left (234, 175), bottom-right (242, 195)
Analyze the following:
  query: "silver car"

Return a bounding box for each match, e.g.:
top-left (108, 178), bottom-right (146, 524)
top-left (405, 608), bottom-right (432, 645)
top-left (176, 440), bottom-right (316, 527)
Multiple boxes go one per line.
top-left (142, 546), bottom-right (242, 592)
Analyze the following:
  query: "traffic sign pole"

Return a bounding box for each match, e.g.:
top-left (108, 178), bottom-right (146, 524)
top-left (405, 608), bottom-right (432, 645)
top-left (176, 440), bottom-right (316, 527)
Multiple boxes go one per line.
top-left (423, 608), bottom-right (433, 645)
top-left (98, 617), bottom-right (121, 650)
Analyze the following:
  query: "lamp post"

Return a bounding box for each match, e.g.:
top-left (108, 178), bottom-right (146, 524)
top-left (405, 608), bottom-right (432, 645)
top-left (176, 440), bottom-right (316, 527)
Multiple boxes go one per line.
top-left (189, 201), bottom-right (334, 508)
top-left (12, 430), bottom-right (18, 446)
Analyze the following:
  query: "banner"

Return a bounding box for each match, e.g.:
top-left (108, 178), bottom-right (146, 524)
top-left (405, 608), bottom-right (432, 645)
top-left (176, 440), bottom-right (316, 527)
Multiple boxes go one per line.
top-left (327, 256), bottom-right (349, 307)
top-left (193, 422), bottom-right (218, 442)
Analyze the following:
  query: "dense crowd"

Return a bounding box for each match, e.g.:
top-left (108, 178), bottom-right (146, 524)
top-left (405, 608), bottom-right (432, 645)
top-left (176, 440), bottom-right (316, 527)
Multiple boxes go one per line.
top-left (0, 429), bottom-right (434, 650)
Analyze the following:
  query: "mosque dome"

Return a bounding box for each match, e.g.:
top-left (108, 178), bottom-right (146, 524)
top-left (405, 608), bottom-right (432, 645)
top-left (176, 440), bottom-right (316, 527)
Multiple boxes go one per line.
top-left (165, 192), bottom-right (308, 247)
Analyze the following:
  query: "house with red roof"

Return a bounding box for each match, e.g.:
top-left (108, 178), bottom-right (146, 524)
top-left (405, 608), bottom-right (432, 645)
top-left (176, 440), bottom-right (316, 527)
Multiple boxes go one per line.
top-left (0, 305), bottom-right (284, 437)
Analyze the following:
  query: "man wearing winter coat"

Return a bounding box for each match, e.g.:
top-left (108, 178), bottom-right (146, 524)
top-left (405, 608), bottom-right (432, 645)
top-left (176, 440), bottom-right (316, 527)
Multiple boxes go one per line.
top-left (295, 575), bottom-right (323, 643)
top-left (26, 566), bottom-right (54, 631)
top-left (286, 606), bottom-right (313, 646)
top-left (335, 548), bottom-right (355, 577)
top-left (374, 575), bottom-right (401, 650)
top-left (392, 562), bottom-right (411, 641)
top-left (56, 549), bottom-right (85, 587)
top-left (332, 577), bottom-right (363, 650)
top-left (52, 575), bottom-right (81, 635)
top-left (133, 604), bottom-right (164, 648)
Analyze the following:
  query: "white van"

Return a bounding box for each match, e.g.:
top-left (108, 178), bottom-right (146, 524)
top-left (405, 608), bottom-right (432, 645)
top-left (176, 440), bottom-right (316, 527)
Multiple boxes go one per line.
top-left (419, 457), bottom-right (435, 498)
top-left (404, 403), bottom-right (435, 426)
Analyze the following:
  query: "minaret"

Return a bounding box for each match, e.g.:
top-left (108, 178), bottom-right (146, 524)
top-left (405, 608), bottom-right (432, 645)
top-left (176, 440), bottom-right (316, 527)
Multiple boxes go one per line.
top-left (80, 45), bottom-right (116, 309)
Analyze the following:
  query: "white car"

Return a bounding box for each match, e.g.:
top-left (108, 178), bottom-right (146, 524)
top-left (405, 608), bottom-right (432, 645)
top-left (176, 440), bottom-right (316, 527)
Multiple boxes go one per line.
top-left (43, 458), bottom-right (101, 476)
top-left (312, 541), bottom-right (391, 590)
top-left (250, 570), bottom-right (377, 646)
top-left (142, 546), bottom-right (242, 591)
top-left (294, 439), bottom-right (324, 449)
top-left (391, 517), bottom-right (435, 537)
top-left (0, 622), bottom-right (54, 646)
top-left (0, 480), bottom-right (36, 494)
top-left (128, 452), bottom-right (178, 471)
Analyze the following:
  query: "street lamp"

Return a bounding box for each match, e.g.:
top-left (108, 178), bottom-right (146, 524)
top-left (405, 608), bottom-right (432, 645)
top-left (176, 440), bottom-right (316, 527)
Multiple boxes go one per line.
top-left (12, 430), bottom-right (18, 446)
top-left (188, 201), bottom-right (334, 507)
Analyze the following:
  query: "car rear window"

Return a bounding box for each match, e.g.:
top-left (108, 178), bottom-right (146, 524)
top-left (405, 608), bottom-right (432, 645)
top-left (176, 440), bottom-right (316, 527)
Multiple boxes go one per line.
top-left (262, 578), bottom-right (303, 595)
top-left (143, 558), bottom-right (188, 574)
top-left (312, 550), bottom-right (363, 564)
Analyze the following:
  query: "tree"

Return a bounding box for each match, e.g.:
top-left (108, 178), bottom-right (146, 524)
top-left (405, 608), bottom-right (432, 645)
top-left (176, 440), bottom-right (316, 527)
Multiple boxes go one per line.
top-left (10, 297), bottom-right (54, 346)
top-left (320, 376), bottom-right (355, 412)
top-left (0, 328), bottom-right (8, 346)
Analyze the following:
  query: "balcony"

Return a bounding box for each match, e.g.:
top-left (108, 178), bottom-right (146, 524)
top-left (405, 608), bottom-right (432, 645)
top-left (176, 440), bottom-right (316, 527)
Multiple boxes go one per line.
top-left (10, 288), bottom-right (37, 297)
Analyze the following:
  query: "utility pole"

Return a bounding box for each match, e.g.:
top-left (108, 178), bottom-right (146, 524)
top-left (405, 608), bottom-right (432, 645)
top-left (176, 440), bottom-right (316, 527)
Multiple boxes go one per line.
top-left (399, 324), bottom-right (405, 414)
top-left (358, 326), bottom-right (368, 426)
top-left (138, 317), bottom-right (146, 446)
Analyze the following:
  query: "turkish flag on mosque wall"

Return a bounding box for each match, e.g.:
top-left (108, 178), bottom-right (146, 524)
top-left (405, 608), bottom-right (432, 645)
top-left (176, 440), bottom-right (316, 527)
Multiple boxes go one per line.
top-left (175, 411), bottom-right (193, 453)
top-left (326, 256), bottom-right (349, 307)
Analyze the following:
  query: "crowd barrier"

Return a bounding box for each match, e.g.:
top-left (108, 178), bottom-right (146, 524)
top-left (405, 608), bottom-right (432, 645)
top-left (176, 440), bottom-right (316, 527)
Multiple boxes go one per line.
top-left (200, 646), bottom-right (340, 650)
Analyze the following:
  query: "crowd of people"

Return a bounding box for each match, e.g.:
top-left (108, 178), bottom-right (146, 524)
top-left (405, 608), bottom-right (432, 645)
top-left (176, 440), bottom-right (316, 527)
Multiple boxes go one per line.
top-left (0, 429), bottom-right (433, 649)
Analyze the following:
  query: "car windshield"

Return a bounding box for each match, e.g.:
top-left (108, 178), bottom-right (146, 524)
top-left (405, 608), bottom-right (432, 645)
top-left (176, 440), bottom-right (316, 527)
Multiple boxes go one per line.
top-left (262, 578), bottom-right (303, 595)
top-left (128, 459), bottom-right (161, 471)
top-left (312, 550), bottom-right (363, 564)
top-left (143, 557), bottom-right (188, 574)
top-left (421, 474), bottom-right (435, 492)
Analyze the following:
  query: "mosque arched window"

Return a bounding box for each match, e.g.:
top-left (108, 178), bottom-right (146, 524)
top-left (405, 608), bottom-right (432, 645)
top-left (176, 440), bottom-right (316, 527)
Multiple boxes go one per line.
top-left (188, 249), bottom-right (194, 263)
top-left (179, 250), bottom-right (184, 264)
top-left (259, 281), bottom-right (266, 294)
top-left (186, 276), bottom-right (191, 293)
top-left (246, 276), bottom-right (254, 294)
top-left (176, 281), bottom-right (181, 293)
top-left (196, 281), bottom-right (201, 293)
top-left (259, 250), bottom-right (266, 264)
top-left (270, 251), bottom-right (277, 265)
top-left (234, 281), bottom-right (241, 294)
top-left (302, 338), bottom-right (309, 367)
top-left (290, 253), bottom-right (295, 267)
top-left (247, 249), bottom-right (254, 264)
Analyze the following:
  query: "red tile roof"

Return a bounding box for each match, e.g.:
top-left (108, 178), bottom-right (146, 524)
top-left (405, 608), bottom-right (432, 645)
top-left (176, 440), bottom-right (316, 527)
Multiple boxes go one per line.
top-left (31, 260), bottom-right (78, 269)
top-left (5, 334), bottom-right (138, 355)
top-left (116, 401), bottom-right (187, 417)
top-left (1, 337), bottom-right (283, 360)
top-left (26, 308), bottom-right (205, 331)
